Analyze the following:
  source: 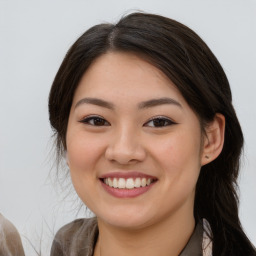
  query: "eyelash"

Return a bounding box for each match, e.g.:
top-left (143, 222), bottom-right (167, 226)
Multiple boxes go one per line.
top-left (144, 116), bottom-right (177, 127)
top-left (79, 115), bottom-right (176, 128)
top-left (79, 115), bottom-right (110, 126)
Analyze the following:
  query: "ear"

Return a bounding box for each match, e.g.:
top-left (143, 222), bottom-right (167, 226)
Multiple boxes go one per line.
top-left (201, 113), bottom-right (225, 166)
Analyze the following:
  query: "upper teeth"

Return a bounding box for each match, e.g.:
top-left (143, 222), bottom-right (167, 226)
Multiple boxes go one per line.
top-left (104, 177), bottom-right (153, 189)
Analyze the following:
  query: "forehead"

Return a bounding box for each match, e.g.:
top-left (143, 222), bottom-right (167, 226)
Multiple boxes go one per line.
top-left (72, 51), bottom-right (187, 105)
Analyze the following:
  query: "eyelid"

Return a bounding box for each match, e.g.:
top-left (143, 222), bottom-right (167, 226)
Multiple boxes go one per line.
top-left (79, 115), bottom-right (110, 126)
top-left (144, 116), bottom-right (177, 127)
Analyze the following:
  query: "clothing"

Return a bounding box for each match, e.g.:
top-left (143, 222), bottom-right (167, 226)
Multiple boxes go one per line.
top-left (51, 217), bottom-right (212, 256)
top-left (0, 213), bottom-right (25, 256)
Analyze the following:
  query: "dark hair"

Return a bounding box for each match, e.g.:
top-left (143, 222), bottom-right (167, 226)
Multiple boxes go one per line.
top-left (48, 12), bottom-right (256, 255)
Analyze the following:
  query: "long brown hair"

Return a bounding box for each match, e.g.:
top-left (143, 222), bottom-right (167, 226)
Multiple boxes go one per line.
top-left (49, 12), bottom-right (256, 255)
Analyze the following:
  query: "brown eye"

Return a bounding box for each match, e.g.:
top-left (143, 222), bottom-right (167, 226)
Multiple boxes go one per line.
top-left (80, 116), bottom-right (110, 126)
top-left (145, 117), bottom-right (176, 127)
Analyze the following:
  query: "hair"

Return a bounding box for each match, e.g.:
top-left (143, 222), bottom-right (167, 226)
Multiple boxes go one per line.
top-left (48, 12), bottom-right (256, 256)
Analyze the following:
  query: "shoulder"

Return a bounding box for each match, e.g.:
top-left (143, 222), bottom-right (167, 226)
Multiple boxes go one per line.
top-left (50, 217), bottom-right (98, 256)
top-left (53, 217), bottom-right (98, 244)
top-left (0, 213), bottom-right (18, 233)
top-left (0, 213), bottom-right (25, 256)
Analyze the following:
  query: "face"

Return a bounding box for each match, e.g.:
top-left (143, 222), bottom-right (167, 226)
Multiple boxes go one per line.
top-left (66, 52), bottom-right (205, 229)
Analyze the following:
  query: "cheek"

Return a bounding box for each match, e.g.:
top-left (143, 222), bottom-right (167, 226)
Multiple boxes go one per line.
top-left (66, 132), bottom-right (105, 203)
top-left (155, 130), bottom-right (202, 183)
top-left (67, 131), bottom-right (105, 170)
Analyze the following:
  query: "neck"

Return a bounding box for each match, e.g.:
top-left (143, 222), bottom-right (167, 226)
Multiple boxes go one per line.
top-left (94, 209), bottom-right (195, 256)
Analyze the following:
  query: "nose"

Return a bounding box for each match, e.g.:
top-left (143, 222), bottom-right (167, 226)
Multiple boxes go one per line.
top-left (105, 126), bottom-right (146, 165)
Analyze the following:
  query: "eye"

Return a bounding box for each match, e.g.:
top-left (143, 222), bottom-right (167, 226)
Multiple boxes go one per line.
top-left (144, 116), bottom-right (176, 128)
top-left (79, 115), bottom-right (110, 126)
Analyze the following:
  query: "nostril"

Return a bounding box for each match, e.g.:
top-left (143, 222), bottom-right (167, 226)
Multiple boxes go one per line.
top-left (105, 147), bottom-right (146, 165)
top-left (104, 134), bottom-right (146, 164)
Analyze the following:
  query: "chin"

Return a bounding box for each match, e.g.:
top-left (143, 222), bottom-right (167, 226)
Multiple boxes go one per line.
top-left (102, 216), bottom-right (150, 230)
top-left (95, 205), bottom-right (159, 230)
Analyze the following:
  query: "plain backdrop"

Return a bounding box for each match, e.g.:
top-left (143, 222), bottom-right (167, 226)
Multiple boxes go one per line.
top-left (0, 0), bottom-right (255, 255)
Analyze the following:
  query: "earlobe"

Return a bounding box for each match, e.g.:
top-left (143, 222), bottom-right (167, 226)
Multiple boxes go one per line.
top-left (201, 113), bottom-right (225, 166)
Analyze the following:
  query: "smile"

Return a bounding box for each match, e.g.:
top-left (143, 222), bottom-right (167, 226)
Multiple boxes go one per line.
top-left (103, 177), bottom-right (155, 189)
top-left (99, 172), bottom-right (158, 198)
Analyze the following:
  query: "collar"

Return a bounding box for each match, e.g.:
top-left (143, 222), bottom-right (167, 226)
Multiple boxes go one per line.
top-left (51, 218), bottom-right (213, 256)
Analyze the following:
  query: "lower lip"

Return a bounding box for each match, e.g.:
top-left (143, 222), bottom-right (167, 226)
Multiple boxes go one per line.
top-left (100, 180), bottom-right (156, 198)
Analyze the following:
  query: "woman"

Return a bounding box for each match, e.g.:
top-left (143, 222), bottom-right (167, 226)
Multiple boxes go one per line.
top-left (49, 12), bottom-right (256, 256)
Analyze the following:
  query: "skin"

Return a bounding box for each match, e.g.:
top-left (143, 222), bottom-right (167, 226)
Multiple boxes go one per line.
top-left (66, 52), bottom-right (225, 256)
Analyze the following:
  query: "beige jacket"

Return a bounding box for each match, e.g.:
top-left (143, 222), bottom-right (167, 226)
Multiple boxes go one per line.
top-left (0, 213), bottom-right (25, 256)
top-left (51, 218), bottom-right (212, 256)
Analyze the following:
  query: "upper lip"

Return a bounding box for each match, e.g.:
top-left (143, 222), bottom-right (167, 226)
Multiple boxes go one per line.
top-left (99, 171), bottom-right (157, 180)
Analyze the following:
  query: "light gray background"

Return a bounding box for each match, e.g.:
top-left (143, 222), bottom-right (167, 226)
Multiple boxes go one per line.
top-left (0, 0), bottom-right (255, 255)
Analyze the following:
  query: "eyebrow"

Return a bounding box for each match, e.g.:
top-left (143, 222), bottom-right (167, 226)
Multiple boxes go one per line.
top-left (138, 97), bottom-right (182, 109)
top-left (75, 98), bottom-right (115, 110)
top-left (74, 97), bottom-right (182, 110)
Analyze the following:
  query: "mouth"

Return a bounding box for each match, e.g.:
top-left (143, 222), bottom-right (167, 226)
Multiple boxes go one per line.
top-left (99, 173), bottom-right (158, 198)
top-left (100, 177), bottom-right (157, 189)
